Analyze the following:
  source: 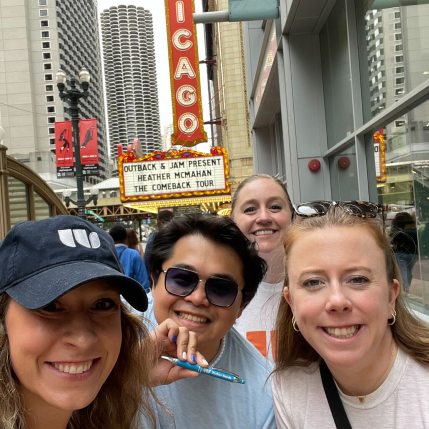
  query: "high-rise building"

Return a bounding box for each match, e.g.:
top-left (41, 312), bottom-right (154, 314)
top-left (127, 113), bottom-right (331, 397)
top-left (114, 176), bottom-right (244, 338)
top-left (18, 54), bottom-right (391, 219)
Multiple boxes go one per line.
top-left (100, 5), bottom-right (162, 159)
top-left (0, 0), bottom-right (109, 188)
top-left (161, 123), bottom-right (173, 152)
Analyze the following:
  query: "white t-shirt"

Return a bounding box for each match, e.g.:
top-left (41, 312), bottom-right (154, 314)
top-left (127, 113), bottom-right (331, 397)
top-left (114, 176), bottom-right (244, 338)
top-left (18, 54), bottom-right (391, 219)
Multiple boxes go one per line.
top-left (235, 280), bottom-right (283, 360)
top-left (271, 347), bottom-right (429, 428)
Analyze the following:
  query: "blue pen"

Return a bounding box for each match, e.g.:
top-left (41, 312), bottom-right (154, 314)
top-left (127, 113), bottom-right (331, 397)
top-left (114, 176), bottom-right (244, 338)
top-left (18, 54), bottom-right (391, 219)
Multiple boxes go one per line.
top-left (161, 356), bottom-right (245, 384)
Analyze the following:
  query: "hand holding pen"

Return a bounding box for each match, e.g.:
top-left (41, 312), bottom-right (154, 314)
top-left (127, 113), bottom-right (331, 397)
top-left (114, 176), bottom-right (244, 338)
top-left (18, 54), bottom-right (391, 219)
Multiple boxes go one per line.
top-left (161, 356), bottom-right (245, 384)
top-left (149, 318), bottom-right (209, 386)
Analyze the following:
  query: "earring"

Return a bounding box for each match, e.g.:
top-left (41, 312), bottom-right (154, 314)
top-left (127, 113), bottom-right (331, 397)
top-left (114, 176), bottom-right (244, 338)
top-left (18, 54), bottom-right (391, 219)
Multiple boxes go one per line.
top-left (388, 309), bottom-right (397, 326)
top-left (292, 315), bottom-right (300, 332)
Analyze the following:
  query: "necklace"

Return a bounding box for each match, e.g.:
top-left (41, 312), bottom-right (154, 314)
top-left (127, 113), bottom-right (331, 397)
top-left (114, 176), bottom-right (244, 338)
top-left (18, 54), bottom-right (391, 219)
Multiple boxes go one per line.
top-left (337, 340), bottom-right (397, 403)
top-left (210, 336), bottom-right (226, 367)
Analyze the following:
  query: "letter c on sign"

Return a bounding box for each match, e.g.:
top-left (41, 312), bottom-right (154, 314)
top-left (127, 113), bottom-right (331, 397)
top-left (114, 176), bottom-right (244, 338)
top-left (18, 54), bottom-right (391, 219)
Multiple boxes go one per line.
top-left (173, 29), bottom-right (193, 51)
top-left (177, 85), bottom-right (196, 106)
top-left (179, 113), bottom-right (198, 134)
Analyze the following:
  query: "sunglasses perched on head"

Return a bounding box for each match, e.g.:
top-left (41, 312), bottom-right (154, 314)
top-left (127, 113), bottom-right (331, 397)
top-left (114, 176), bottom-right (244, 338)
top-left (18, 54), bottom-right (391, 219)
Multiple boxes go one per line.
top-left (295, 200), bottom-right (383, 220)
top-left (162, 267), bottom-right (241, 308)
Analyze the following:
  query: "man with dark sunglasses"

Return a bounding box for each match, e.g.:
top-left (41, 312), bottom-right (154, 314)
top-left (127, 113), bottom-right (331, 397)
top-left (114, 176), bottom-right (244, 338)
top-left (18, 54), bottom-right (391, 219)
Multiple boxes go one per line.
top-left (142, 214), bottom-right (276, 429)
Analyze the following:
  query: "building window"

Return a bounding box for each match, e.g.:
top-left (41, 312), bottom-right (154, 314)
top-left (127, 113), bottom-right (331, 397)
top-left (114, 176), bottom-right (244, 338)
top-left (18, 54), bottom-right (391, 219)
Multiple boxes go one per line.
top-left (43, 52), bottom-right (51, 60)
top-left (395, 88), bottom-right (405, 95)
top-left (395, 33), bottom-right (402, 41)
top-left (37, 157), bottom-right (42, 161)
top-left (47, 117), bottom-right (55, 124)
top-left (41, 31), bottom-right (50, 38)
top-left (47, 106), bottom-right (55, 113)
top-left (394, 22), bottom-right (401, 30)
top-left (44, 74), bottom-right (53, 81)
top-left (395, 66), bottom-right (405, 74)
top-left (45, 84), bottom-right (53, 91)
top-left (40, 20), bottom-right (49, 27)
top-left (39, 9), bottom-right (48, 17)
top-left (394, 44), bottom-right (403, 52)
top-left (43, 63), bottom-right (52, 70)
top-left (394, 11), bottom-right (400, 19)
top-left (39, 0), bottom-right (47, 4)
top-left (46, 95), bottom-right (54, 102)
top-left (395, 120), bottom-right (406, 127)
top-left (395, 77), bottom-right (405, 85)
top-left (395, 55), bottom-right (404, 63)
top-left (42, 42), bottom-right (50, 49)
top-left (49, 138), bottom-right (55, 145)
top-left (48, 127), bottom-right (55, 134)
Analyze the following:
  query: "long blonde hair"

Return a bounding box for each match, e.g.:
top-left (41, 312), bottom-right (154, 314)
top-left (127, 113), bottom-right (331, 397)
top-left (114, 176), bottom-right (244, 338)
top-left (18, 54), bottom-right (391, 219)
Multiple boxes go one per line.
top-left (274, 208), bottom-right (429, 373)
top-left (0, 293), bottom-right (157, 429)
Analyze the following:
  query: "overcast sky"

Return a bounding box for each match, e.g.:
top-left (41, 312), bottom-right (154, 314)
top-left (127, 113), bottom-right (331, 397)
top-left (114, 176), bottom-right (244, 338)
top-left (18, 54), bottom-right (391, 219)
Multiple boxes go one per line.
top-left (97, 1), bottom-right (211, 153)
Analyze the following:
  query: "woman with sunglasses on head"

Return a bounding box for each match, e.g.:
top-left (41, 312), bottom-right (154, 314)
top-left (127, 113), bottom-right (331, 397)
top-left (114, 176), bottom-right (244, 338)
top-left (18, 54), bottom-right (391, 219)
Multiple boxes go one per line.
top-left (231, 174), bottom-right (294, 359)
top-left (0, 215), bottom-right (207, 429)
top-left (271, 202), bottom-right (429, 429)
top-left (142, 213), bottom-right (276, 429)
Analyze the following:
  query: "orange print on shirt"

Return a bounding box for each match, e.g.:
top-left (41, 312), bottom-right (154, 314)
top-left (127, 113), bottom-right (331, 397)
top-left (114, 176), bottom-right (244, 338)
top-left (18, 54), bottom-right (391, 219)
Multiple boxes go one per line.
top-left (246, 330), bottom-right (276, 359)
top-left (246, 331), bottom-right (267, 357)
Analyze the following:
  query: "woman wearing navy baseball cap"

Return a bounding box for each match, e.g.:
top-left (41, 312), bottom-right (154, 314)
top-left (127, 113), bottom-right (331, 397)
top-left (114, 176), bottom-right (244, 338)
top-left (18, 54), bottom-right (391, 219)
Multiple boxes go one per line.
top-left (0, 215), bottom-right (206, 429)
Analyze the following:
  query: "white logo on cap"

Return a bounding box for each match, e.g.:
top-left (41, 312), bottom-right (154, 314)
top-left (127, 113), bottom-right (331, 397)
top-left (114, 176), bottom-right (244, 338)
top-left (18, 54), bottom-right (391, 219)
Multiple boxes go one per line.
top-left (58, 229), bottom-right (101, 249)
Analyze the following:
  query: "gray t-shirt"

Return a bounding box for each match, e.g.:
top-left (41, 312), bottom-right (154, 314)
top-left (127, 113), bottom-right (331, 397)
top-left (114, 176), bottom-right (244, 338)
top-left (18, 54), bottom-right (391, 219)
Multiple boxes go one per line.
top-left (142, 293), bottom-right (276, 429)
top-left (272, 347), bottom-right (429, 428)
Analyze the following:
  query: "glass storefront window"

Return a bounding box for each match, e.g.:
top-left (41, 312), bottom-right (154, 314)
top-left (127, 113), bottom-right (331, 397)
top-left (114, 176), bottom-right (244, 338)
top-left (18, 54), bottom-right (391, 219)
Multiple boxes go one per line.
top-left (329, 145), bottom-right (359, 201)
top-left (374, 99), bottom-right (429, 313)
top-left (34, 191), bottom-right (51, 220)
top-left (358, 1), bottom-right (429, 120)
top-left (8, 176), bottom-right (29, 227)
top-left (320, 0), bottom-right (355, 148)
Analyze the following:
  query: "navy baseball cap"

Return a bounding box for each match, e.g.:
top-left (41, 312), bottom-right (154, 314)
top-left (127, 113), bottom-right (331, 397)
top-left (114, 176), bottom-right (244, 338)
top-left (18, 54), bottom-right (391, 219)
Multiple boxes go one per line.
top-left (0, 215), bottom-right (148, 311)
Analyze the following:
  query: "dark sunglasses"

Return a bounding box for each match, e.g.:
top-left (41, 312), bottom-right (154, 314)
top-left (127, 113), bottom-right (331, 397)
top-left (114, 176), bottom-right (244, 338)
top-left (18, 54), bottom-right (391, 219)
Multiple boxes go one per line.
top-left (295, 200), bottom-right (383, 221)
top-left (163, 267), bottom-right (241, 308)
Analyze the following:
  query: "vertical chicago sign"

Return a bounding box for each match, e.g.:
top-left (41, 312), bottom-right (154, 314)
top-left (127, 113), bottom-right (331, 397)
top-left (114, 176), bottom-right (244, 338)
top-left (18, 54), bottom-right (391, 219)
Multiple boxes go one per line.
top-left (165, 0), bottom-right (207, 147)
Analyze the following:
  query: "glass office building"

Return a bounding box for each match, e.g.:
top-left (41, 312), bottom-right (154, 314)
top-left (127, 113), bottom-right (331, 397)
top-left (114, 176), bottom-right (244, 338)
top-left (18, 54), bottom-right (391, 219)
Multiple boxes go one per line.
top-left (244, 0), bottom-right (429, 316)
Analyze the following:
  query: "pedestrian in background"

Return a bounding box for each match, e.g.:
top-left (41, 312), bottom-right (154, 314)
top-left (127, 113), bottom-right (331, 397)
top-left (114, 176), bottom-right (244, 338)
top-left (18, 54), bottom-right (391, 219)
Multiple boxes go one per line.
top-left (143, 210), bottom-right (175, 269)
top-left (127, 227), bottom-right (145, 259)
top-left (109, 224), bottom-right (150, 292)
top-left (390, 212), bottom-right (418, 292)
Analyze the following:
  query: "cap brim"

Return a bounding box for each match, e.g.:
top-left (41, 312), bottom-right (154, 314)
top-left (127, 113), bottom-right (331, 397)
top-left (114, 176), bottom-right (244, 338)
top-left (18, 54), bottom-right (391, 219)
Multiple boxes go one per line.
top-left (6, 261), bottom-right (148, 312)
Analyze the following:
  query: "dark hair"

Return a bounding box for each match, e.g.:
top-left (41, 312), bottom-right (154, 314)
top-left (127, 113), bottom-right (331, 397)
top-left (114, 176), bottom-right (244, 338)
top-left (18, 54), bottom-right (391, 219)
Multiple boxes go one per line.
top-left (109, 225), bottom-right (127, 242)
top-left (157, 210), bottom-right (175, 224)
top-left (392, 212), bottom-right (415, 230)
top-left (147, 214), bottom-right (267, 307)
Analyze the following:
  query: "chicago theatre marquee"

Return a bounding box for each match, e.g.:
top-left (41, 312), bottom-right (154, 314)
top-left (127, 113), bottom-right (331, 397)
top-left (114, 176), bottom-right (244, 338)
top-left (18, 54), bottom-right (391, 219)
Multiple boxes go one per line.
top-left (119, 0), bottom-right (231, 214)
top-left (119, 147), bottom-right (231, 214)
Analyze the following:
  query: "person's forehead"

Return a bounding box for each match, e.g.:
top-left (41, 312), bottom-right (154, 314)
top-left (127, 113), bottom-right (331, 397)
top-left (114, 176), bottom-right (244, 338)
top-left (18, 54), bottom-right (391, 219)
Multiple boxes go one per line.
top-left (239, 179), bottom-right (288, 203)
top-left (167, 235), bottom-right (244, 279)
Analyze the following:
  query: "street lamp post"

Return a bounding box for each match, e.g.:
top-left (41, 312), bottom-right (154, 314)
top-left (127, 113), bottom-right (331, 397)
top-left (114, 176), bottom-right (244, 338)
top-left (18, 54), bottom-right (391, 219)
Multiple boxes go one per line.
top-left (56, 67), bottom-right (95, 220)
top-left (63, 186), bottom-right (99, 215)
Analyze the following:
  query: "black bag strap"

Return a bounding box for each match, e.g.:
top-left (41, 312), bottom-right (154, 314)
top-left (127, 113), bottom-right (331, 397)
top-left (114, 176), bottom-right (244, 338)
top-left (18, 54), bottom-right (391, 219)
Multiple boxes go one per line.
top-left (117, 246), bottom-right (126, 261)
top-left (319, 360), bottom-right (353, 429)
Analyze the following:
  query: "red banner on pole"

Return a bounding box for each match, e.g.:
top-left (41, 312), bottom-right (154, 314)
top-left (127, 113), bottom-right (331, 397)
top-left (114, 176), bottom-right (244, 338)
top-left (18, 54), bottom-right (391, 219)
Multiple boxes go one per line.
top-left (165, 0), bottom-right (207, 147)
top-left (55, 121), bottom-right (74, 178)
top-left (79, 119), bottom-right (99, 176)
